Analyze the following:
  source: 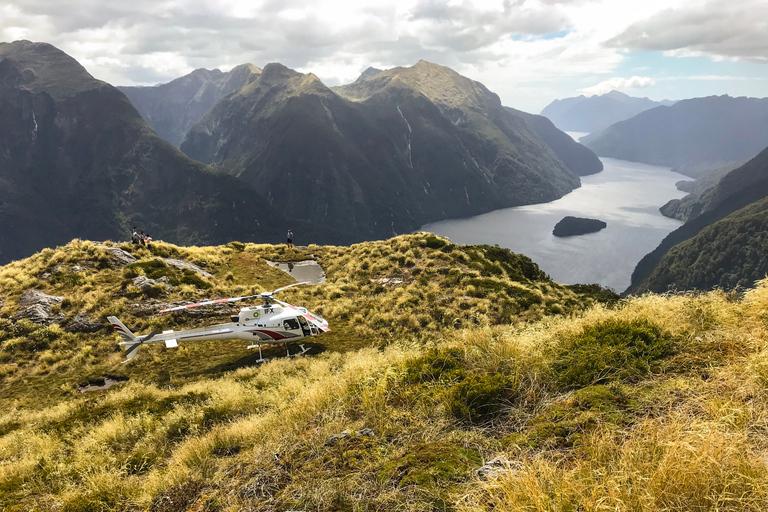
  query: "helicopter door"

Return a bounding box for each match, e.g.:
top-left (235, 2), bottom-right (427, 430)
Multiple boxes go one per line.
top-left (297, 316), bottom-right (312, 336)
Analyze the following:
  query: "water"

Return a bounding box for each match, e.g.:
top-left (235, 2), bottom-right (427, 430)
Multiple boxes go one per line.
top-left (267, 260), bottom-right (327, 284)
top-left (421, 157), bottom-right (688, 292)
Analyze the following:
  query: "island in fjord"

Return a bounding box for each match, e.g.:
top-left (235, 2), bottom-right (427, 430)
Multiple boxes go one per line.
top-left (553, 216), bottom-right (607, 237)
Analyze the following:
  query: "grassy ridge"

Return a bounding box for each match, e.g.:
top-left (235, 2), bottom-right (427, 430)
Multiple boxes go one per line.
top-left (4, 235), bottom-right (768, 510)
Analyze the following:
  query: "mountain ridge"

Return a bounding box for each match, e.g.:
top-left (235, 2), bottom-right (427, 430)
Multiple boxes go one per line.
top-left (180, 60), bottom-right (584, 240)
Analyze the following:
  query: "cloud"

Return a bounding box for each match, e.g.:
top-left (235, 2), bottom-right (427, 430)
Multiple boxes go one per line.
top-left (579, 76), bottom-right (655, 96)
top-left (608, 0), bottom-right (768, 64)
top-left (1, 0), bottom-right (764, 113)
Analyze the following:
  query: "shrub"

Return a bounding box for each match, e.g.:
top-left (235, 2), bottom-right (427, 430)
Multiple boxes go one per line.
top-left (403, 349), bottom-right (465, 383)
top-left (424, 235), bottom-right (448, 250)
top-left (552, 319), bottom-right (675, 390)
top-left (448, 373), bottom-right (514, 424)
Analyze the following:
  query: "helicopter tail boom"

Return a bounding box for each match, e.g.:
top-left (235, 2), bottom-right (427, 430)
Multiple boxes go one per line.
top-left (108, 316), bottom-right (145, 363)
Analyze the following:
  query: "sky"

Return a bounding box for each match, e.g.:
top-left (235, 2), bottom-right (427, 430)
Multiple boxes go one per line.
top-left (1, 0), bottom-right (766, 113)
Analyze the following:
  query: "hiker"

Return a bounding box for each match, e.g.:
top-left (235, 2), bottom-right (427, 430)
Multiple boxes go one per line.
top-left (140, 231), bottom-right (147, 246)
top-left (286, 229), bottom-right (294, 248)
top-left (131, 227), bottom-right (140, 245)
top-left (145, 234), bottom-right (152, 248)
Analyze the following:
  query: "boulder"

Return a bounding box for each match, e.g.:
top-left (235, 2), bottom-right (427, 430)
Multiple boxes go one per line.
top-left (14, 303), bottom-right (65, 325)
top-left (476, 455), bottom-right (524, 479)
top-left (163, 258), bottom-right (212, 278)
top-left (66, 313), bottom-right (103, 333)
top-left (132, 275), bottom-right (172, 291)
top-left (19, 290), bottom-right (63, 307)
top-left (98, 246), bottom-right (137, 267)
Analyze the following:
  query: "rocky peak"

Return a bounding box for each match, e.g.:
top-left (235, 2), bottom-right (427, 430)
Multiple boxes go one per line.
top-left (0, 40), bottom-right (104, 99)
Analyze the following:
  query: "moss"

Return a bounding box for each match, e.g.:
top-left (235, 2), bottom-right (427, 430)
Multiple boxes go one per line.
top-left (403, 349), bottom-right (466, 384)
top-left (448, 373), bottom-right (516, 424)
top-left (553, 319), bottom-right (676, 390)
top-left (516, 385), bottom-right (634, 449)
top-left (378, 442), bottom-right (482, 488)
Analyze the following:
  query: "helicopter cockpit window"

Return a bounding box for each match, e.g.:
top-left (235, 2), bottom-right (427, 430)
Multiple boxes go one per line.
top-left (283, 318), bottom-right (300, 330)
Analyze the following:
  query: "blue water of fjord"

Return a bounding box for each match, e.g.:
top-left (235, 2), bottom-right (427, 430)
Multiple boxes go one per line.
top-left (421, 157), bottom-right (688, 292)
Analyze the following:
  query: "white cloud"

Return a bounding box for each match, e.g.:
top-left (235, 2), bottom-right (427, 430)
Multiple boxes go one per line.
top-left (579, 76), bottom-right (656, 96)
top-left (608, 0), bottom-right (768, 64)
top-left (0, 0), bottom-right (765, 112)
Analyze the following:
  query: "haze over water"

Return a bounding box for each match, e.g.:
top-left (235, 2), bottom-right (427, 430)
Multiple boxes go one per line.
top-left (422, 155), bottom-right (688, 292)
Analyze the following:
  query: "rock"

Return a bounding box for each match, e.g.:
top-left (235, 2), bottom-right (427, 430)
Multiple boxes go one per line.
top-left (163, 258), bottom-right (212, 278)
top-left (326, 430), bottom-right (352, 445)
top-left (98, 246), bottom-right (137, 267)
top-left (15, 290), bottom-right (65, 324)
top-left (552, 216), bottom-right (607, 237)
top-left (476, 455), bottom-right (524, 479)
top-left (14, 303), bottom-right (64, 325)
top-left (70, 265), bottom-right (86, 273)
top-left (66, 313), bottom-right (103, 333)
top-left (372, 277), bottom-right (403, 287)
top-left (19, 290), bottom-right (63, 307)
top-left (132, 275), bottom-right (172, 291)
top-left (326, 428), bottom-right (375, 444)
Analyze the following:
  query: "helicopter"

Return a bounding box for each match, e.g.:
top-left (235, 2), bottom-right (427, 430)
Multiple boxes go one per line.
top-left (108, 282), bottom-right (329, 364)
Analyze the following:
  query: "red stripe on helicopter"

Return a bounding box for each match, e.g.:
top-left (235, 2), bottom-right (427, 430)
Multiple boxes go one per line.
top-left (112, 326), bottom-right (125, 333)
top-left (250, 330), bottom-right (286, 340)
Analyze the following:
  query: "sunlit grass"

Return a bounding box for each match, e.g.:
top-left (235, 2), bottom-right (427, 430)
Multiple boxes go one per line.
top-left (6, 237), bottom-right (768, 510)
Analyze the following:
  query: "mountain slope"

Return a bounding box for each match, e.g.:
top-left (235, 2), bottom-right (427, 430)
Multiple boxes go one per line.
top-left (181, 60), bottom-right (581, 239)
top-left (0, 40), bottom-right (347, 264)
top-left (628, 146), bottom-right (768, 293)
top-left (508, 108), bottom-right (603, 176)
top-left (119, 64), bottom-right (261, 147)
top-left (583, 95), bottom-right (768, 169)
top-left (1, 234), bottom-right (767, 511)
top-left (540, 91), bottom-right (673, 134)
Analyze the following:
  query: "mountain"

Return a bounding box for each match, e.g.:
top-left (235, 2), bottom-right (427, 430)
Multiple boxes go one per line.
top-left (1, 233), bottom-right (766, 511)
top-left (180, 60), bottom-right (581, 240)
top-left (583, 95), bottom-right (768, 169)
top-left (119, 64), bottom-right (261, 147)
top-left (628, 146), bottom-right (768, 294)
top-left (0, 40), bottom-right (347, 264)
top-left (540, 90), bottom-right (673, 134)
top-left (507, 108), bottom-right (603, 176)
top-left (354, 66), bottom-right (383, 83)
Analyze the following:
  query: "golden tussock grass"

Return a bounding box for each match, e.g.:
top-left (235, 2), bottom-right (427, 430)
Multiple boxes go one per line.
top-left (4, 238), bottom-right (768, 510)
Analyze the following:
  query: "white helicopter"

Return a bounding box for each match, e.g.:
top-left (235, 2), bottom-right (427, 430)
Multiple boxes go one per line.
top-left (108, 282), bottom-right (329, 364)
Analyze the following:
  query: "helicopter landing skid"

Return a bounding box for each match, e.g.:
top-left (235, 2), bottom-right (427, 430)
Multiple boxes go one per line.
top-left (286, 344), bottom-right (309, 358)
top-left (246, 343), bottom-right (269, 364)
top-left (246, 343), bottom-right (309, 362)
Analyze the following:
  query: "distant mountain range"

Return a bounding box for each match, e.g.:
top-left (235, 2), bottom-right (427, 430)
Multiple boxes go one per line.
top-left (177, 60), bottom-right (594, 239)
top-left (0, 40), bottom-right (349, 264)
top-left (583, 95), bottom-right (768, 170)
top-left (540, 91), bottom-right (674, 134)
top-left (0, 41), bottom-right (603, 263)
top-left (119, 65), bottom-right (261, 147)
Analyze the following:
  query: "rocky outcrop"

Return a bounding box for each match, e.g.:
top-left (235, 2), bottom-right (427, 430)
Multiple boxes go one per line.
top-left (477, 455), bottom-right (524, 479)
top-left (132, 275), bottom-right (172, 291)
top-left (100, 246), bottom-right (137, 267)
top-left (66, 313), bottom-right (103, 333)
top-left (15, 290), bottom-right (64, 324)
top-left (162, 258), bottom-right (212, 278)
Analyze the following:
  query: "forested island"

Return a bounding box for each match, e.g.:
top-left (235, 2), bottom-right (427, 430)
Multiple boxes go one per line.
top-left (553, 216), bottom-right (607, 237)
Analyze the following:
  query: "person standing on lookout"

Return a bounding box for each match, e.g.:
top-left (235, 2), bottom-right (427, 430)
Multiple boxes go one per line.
top-left (287, 229), bottom-right (294, 248)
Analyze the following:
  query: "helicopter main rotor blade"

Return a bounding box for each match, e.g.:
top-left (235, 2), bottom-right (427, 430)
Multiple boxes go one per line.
top-left (271, 281), bottom-right (310, 294)
top-left (159, 294), bottom-right (259, 314)
top-left (158, 281), bottom-right (310, 314)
